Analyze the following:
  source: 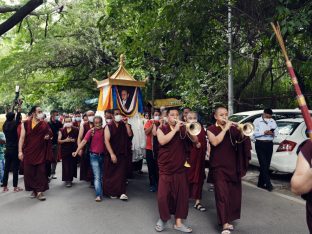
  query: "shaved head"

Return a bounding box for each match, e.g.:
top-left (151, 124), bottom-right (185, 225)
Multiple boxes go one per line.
top-left (86, 110), bottom-right (95, 116)
top-left (214, 105), bottom-right (228, 126)
top-left (214, 105), bottom-right (227, 115)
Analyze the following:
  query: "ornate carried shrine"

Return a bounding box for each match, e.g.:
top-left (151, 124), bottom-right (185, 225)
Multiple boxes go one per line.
top-left (94, 54), bottom-right (145, 117)
top-left (94, 54), bottom-right (147, 162)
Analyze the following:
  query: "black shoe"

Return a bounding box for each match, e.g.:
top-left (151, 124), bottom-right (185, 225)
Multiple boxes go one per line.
top-left (266, 185), bottom-right (274, 192)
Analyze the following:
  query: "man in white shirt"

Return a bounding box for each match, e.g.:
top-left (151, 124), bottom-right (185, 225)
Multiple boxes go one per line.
top-left (252, 108), bottom-right (277, 191)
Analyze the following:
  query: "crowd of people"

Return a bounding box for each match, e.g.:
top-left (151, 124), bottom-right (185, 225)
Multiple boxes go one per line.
top-left (0, 105), bottom-right (311, 234)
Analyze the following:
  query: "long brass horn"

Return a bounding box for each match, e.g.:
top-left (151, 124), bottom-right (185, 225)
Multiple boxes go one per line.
top-left (234, 122), bottom-right (254, 137)
top-left (185, 122), bottom-right (202, 136)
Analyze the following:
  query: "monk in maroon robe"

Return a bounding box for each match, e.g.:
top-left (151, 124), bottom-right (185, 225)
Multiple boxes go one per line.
top-left (291, 140), bottom-right (312, 234)
top-left (104, 109), bottom-right (133, 200)
top-left (18, 106), bottom-right (53, 201)
top-left (155, 107), bottom-right (198, 233)
top-left (77, 110), bottom-right (94, 182)
top-left (207, 106), bottom-right (251, 234)
top-left (186, 111), bottom-right (207, 212)
top-left (58, 117), bottom-right (79, 187)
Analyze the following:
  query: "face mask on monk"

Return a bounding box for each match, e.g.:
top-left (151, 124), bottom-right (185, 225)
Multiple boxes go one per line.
top-left (154, 116), bottom-right (160, 121)
top-left (114, 115), bottom-right (122, 122)
top-left (75, 117), bottom-right (81, 122)
top-left (36, 113), bottom-right (44, 120)
top-left (64, 123), bottom-right (72, 128)
top-left (106, 119), bottom-right (112, 124)
top-left (88, 116), bottom-right (94, 123)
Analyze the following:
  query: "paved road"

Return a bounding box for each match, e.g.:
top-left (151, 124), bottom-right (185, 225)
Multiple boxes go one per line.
top-left (0, 165), bottom-right (308, 234)
top-left (243, 165), bottom-right (295, 198)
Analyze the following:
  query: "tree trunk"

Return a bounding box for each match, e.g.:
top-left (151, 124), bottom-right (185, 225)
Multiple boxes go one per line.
top-left (0, 0), bottom-right (44, 36)
top-left (234, 50), bottom-right (262, 101)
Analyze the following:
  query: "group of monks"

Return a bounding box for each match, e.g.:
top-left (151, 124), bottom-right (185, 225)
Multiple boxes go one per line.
top-left (18, 106), bottom-right (133, 202)
top-left (152, 106), bottom-right (251, 234)
top-left (15, 104), bottom-right (250, 233)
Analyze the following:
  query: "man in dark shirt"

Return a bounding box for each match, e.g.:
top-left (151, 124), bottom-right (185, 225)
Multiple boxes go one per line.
top-left (48, 110), bottom-right (63, 179)
top-left (2, 112), bottom-right (23, 192)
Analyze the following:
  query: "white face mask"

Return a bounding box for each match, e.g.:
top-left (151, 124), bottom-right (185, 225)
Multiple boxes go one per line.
top-left (154, 116), bottom-right (160, 121)
top-left (263, 118), bottom-right (270, 122)
top-left (163, 117), bottom-right (168, 123)
top-left (75, 117), bottom-right (81, 122)
top-left (36, 113), bottom-right (44, 120)
top-left (106, 119), bottom-right (112, 124)
top-left (114, 115), bottom-right (122, 122)
top-left (88, 116), bottom-right (94, 123)
top-left (64, 123), bottom-right (72, 128)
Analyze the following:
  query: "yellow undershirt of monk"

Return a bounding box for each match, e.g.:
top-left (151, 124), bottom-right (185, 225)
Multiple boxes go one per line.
top-left (31, 118), bottom-right (39, 129)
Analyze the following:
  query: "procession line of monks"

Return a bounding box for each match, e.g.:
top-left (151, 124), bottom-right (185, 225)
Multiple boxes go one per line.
top-left (17, 105), bottom-right (252, 234)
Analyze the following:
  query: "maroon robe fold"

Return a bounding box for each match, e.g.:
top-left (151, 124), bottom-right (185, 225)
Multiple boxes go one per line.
top-left (23, 120), bottom-right (52, 192)
top-left (300, 140), bottom-right (312, 234)
top-left (80, 122), bottom-right (94, 181)
top-left (157, 125), bottom-right (190, 221)
top-left (207, 124), bottom-right (251, 225)
top-left (187, 127), bottom-right (207, 199)
top-left (60, 127), bottom-right (79, 182)
top-left (103, 122), bottom-right (130, 197)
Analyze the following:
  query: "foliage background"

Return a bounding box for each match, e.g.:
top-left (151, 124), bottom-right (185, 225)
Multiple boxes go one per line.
top-left (0, 0), bottom-right (311, 117)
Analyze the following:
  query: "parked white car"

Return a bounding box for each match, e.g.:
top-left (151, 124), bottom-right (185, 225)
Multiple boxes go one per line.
top-left (229, 109), bottom-right (312, 173)
top-left (229, 109), bottom-right (312, 124)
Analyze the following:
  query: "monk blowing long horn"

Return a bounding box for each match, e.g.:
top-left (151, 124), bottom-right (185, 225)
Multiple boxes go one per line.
top-left (271, 22), bottom-right (312, 141)
top-left (174, 120), bottom-right (202, 168)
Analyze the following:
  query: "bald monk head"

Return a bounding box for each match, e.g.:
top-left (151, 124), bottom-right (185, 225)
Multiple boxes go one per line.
top-left (214, 105), bottom-right (228, 127)
top-left (167, 107), bottom-right (180, 126)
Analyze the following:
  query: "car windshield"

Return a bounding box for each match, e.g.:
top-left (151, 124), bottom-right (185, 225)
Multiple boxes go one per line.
top-left (228, 115), bottom-right (249, 123)
top-left (277, 121), bottom-right (300, 135)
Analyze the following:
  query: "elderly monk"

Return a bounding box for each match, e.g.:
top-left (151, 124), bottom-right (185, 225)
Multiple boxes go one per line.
top-left (155, 107), bottom-right (198, 233)
top-left (104, 109), bottom-right (133, 201)
top-left (207, 105), bottom-right (251, 234)
top-left (18, 106), bottom-right (53, 201)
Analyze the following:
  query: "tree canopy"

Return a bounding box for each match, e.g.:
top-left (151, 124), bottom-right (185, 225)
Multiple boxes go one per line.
top-left (0, 0), bottom-right (311, 115)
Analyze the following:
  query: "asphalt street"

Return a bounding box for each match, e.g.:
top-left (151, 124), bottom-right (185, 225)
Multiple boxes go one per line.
top-left (0, 165), bottom-right (308, 234)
